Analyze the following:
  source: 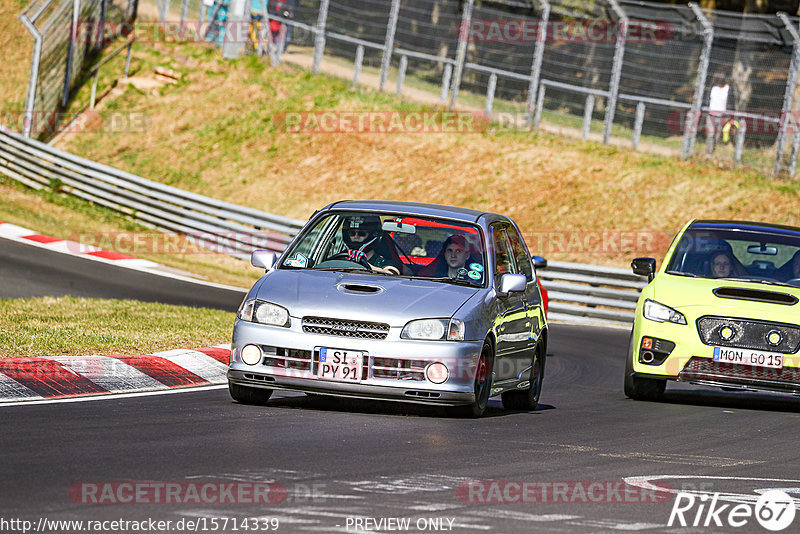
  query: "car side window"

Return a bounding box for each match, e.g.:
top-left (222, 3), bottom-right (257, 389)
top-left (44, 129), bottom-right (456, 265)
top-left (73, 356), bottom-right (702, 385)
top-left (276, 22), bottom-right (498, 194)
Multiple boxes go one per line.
top-left (491, 225), bottom-right (515, 286)
top-left (507, 227), bottom-right (533, 281)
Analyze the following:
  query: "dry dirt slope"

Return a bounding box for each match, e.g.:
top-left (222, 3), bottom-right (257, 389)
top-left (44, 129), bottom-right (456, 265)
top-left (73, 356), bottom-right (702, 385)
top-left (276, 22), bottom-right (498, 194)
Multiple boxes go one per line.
top-left (53, 40), bottom-right (800, 267)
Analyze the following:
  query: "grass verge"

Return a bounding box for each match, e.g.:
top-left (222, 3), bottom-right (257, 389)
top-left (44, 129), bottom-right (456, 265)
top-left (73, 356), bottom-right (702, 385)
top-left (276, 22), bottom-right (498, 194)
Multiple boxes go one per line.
top-left (0, 296), bottom-right (232, 358)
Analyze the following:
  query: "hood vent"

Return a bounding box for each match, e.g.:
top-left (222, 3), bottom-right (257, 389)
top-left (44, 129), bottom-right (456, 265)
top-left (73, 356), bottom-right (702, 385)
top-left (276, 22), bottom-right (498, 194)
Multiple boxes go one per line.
top-left (712, 286), bottom-right (798, 306)
top-left (338, 283), bottom-right (384, 294)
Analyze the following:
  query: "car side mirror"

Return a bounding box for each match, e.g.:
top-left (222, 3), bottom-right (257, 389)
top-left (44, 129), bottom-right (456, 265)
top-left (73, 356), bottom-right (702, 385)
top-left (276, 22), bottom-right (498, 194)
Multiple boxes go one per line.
top-left (631, 257), bottom-right (656, 282)
top-left (532, 255), bottom-right (547, 269)
top-left (497, 273), bottom-right (527, 297)
top-left (251, 250), bottom-right (278, 271)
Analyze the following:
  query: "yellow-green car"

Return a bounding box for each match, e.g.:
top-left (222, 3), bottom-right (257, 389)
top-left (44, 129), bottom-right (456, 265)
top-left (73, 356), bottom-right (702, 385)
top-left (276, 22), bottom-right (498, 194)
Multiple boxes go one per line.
top-left (625, 219), bottom-right (800, 401)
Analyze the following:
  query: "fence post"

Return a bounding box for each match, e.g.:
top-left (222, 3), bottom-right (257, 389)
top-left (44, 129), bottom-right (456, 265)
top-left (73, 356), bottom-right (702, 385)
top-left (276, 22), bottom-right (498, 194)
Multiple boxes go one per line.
top-left (534, 83), bottom-right (545, 129)
top-left (62, 0), bottom-right (81, 108)
top-left (396, 55), bottom-right (407, 95)
top-left (734, 119), bottom-right (746, 165)
top-left (485, 72), bottom-right (497, 116)
top-left (97, 0), bottom-right (108, 50)
top-left (773, 12), bottom-right (800, 176)
top-left (449, 0), bottom-right (474, 108)
top-left (353, 45), bottom-right (364, 86)
top-left (603, 0), bottom-right (628, 145)
top-left (526, 0), bottom-right (550, 128)
top-left (222, 0), bottom-right (246, 59)
top-left (582, 94), bottom-right (595, 140)
top-left (312, 0), bottom-right (330, 74)
top-left (790, 131), bottom-right (800, 176)
top-left (378, 0), bottom-right (401, 92)
top-left (158, 0), bottom-right (170, 22)
top-left (19, 15), bottom-right (42, 138)
top-left (440, 63), bottom-right (452, 105)
top-left (681, 3), bottom-right (713, 159)
top-left (632, 101), bottom-right (645, 149)
top-left (180, 0), bottom-right (189, 32)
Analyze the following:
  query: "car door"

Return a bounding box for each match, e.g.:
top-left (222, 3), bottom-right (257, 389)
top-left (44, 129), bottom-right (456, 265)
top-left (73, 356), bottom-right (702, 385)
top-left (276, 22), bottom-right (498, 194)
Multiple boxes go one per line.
top-left (506, 224), bottom-right (544, 345)
top-left (490, 224), bottom-right (531, 384)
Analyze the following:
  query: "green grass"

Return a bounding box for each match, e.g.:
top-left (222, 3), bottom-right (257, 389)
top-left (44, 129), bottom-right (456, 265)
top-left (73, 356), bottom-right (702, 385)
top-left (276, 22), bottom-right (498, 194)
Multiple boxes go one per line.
top-left (0, 296), bottom-right (233, 358)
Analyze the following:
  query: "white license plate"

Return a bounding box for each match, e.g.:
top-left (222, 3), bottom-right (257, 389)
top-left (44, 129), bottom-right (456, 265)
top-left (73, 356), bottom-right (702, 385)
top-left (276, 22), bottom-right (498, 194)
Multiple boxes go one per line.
top-left (712, 347), bottom-right (784, 369)
top-left (317, 348), bottom-right (363, 382)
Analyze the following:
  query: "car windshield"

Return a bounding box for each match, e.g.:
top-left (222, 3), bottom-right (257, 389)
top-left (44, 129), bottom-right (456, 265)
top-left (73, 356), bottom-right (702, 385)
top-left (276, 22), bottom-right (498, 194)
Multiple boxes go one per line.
top-left (279, 211), bottom-right (488, 286)
top-left (665, 227), bottom-right (800, 287)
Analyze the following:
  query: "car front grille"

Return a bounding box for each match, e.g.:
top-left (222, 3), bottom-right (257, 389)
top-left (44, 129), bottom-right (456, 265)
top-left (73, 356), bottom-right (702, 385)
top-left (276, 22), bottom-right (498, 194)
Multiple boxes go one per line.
top-left (261, 347), bottom-right (312, 372)
top-left (678, 356), bottom-right (800, 392)
top-left (372, 358), bottom-right (426, 381)
top-left (696, 316), bottom-right (800, 354)
top-left (302, 316), bottom-right (390, 340)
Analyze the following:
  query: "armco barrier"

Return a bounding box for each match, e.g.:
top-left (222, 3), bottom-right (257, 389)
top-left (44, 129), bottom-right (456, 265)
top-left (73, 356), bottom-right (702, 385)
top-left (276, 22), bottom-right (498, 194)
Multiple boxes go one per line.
top-left (0, 126), bottom-right (304, 257)
top-left (0, 124), bottom-right (644, 326)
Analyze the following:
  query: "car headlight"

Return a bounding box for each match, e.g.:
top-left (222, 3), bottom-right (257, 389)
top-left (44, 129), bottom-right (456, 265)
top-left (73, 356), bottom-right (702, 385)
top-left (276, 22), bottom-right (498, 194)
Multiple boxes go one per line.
top-left (643, 299), bottom-right (686, 325)
top-left (237, 299), bottom-right (290, 327)
top-left (401, 318), bottom-right (465, 341)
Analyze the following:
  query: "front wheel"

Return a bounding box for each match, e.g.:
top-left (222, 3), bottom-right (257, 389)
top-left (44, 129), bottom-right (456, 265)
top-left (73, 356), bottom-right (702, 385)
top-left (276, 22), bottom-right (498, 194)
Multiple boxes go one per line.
top-left (501, 345), bottom-right (544, 411)
top-left (623, 335), bottom-right (665, 401)
top-left (229, 382), bottom-right (273, 405)
top-left (447, 342), bottom-right (494, 418)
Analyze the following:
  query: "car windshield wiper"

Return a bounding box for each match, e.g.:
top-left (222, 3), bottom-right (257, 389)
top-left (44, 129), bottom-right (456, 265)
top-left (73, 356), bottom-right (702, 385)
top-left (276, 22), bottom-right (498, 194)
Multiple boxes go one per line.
top-left (716, 277), bottom-right (792, 287)
top-left (423, 276), bottom-right (479, 287)
top-left (665, 270), bottom-right (697, 277)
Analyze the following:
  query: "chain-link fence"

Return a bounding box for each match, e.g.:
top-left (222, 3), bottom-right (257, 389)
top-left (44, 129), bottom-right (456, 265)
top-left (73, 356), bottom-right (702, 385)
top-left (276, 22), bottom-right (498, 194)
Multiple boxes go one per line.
top-left (67, 0), bottom-right (800, 177)
top-left (18, 0), bottom-right (138, 137)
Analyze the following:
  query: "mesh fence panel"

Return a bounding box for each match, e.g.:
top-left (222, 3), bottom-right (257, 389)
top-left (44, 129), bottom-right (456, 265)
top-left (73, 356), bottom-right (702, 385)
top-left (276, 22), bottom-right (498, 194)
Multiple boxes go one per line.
top-left (324, 0), bottom-right (392, 70)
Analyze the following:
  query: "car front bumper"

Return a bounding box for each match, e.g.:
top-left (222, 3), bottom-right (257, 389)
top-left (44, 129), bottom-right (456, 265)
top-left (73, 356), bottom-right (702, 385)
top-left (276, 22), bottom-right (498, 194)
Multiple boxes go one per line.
top-left (228, 320), bottom-right (484, 406)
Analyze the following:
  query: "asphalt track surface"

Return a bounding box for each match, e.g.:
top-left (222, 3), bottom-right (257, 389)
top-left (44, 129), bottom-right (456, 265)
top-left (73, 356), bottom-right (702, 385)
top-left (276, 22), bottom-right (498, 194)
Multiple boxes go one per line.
top-left (2, 237), bottom-right (800, 533)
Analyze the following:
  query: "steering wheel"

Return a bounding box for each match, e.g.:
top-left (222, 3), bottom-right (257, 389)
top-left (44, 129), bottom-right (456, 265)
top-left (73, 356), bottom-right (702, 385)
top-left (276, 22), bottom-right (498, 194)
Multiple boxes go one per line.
top-left (329, 251), bottom-right (373, 271)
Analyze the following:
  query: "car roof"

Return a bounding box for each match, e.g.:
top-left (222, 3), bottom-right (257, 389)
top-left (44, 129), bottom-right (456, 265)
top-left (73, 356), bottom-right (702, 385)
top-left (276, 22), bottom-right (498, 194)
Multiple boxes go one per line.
top-left (689, 219), bottom-right (800, 238)
top-left (323, 200), bottom-right (501, 224)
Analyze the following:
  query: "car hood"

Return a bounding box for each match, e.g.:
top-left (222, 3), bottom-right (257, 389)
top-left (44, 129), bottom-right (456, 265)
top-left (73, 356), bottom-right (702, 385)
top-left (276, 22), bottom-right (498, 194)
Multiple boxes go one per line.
top-left (253, 269), bottom-right (480, 325)
top-left (653, 273), bottom-right (800, 321)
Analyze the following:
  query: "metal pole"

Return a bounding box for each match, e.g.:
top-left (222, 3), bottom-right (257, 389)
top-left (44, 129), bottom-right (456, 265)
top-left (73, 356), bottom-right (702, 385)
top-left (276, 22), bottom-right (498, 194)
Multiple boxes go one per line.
top-left (180, 0), bottom-right (189, 33)
top-left (396, 55), bottom-right (407, 95)
top-left (20, 15), bottom-right (42, 137)
top-left (485, 72), bottom-right (497, 117)
top-left (526, 0), bottom-right (550, 128)
top-left (353, 45), bottom-right (364, 86)
top-left (440, 63), bottom-right (452, 105)
top-left (632, 101), bottom-right (645, 149)
top-left (124, 40), bottom-right (133, 78)
top-left (534, 83), bottom-right (545, 129)
top-left (681, 3), bottom-right (713, 159)
top-left (582, 94), bottom-right (595, 140)
top-left (62, 0), bottom-right (80, 107)
top-left (773, 12), bottom-right (800, 176)
top-left (449, 0), bottom-right (474, 108)
top-left (312, 0), bottom-right (330, 74)
top-left (378, 0), bottom-right (401, 92)
top-left (790, 130), bottom-right (800, 176)
top-left (90, 70), bottom-right (99, 109)
top-left (734, 119), bottom-right (746, 165)
top-left (98, 0), bottom-right (108, 50)
top-left (222, 0), bottom-right (246, 59)
top-left (603, 0), bottom-right (628, 145)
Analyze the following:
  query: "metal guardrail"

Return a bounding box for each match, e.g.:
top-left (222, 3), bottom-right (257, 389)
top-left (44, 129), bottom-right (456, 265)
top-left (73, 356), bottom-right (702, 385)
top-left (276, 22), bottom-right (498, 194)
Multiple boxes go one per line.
top-left (0, 126), bottom-right (645, 326)
top-left (0, 126), bottom-right (305, 257)
top-left (539, 260), bottom-right (647, 325)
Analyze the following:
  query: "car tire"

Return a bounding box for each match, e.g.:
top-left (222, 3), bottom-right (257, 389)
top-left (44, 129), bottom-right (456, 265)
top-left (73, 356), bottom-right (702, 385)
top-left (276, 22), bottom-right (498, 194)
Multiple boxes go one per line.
top-left (229, 382), bottom-right (273, 405)
top-left (623, 334), bottom-right (665, 401)
top-left (447, 341), bottom-right (494, 418)
top-left (501, 344), bottom-right (544, 411)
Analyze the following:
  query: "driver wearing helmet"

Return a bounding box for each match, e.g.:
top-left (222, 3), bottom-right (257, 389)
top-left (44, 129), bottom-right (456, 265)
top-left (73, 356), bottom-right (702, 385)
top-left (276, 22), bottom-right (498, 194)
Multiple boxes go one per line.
top-left (341, 215), bottom-right (400, 275)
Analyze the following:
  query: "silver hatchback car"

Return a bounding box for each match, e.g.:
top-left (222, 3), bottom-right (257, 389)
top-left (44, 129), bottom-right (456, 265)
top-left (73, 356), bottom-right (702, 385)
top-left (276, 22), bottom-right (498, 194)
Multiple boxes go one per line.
top-left (228, 200), bottom-right (547, 417)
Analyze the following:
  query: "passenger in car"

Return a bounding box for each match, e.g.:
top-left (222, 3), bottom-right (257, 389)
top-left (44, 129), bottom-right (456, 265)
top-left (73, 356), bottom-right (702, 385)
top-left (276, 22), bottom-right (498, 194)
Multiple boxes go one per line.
top-left (777, 250), bottom-right (800, 281)
top-left (419, 234), bottom-right (483, 282)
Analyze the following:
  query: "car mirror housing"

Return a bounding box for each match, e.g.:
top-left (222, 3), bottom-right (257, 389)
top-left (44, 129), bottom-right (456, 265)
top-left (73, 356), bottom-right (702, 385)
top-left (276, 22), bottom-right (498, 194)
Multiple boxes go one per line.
top-left (532, 255), bottom-right (548, 269)
top-left (251, 250), bottom-right (278, 271)
top-left (631, 257), bottom-right (656, 282)
top-left (497, 273), bottom-right (527, 296)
